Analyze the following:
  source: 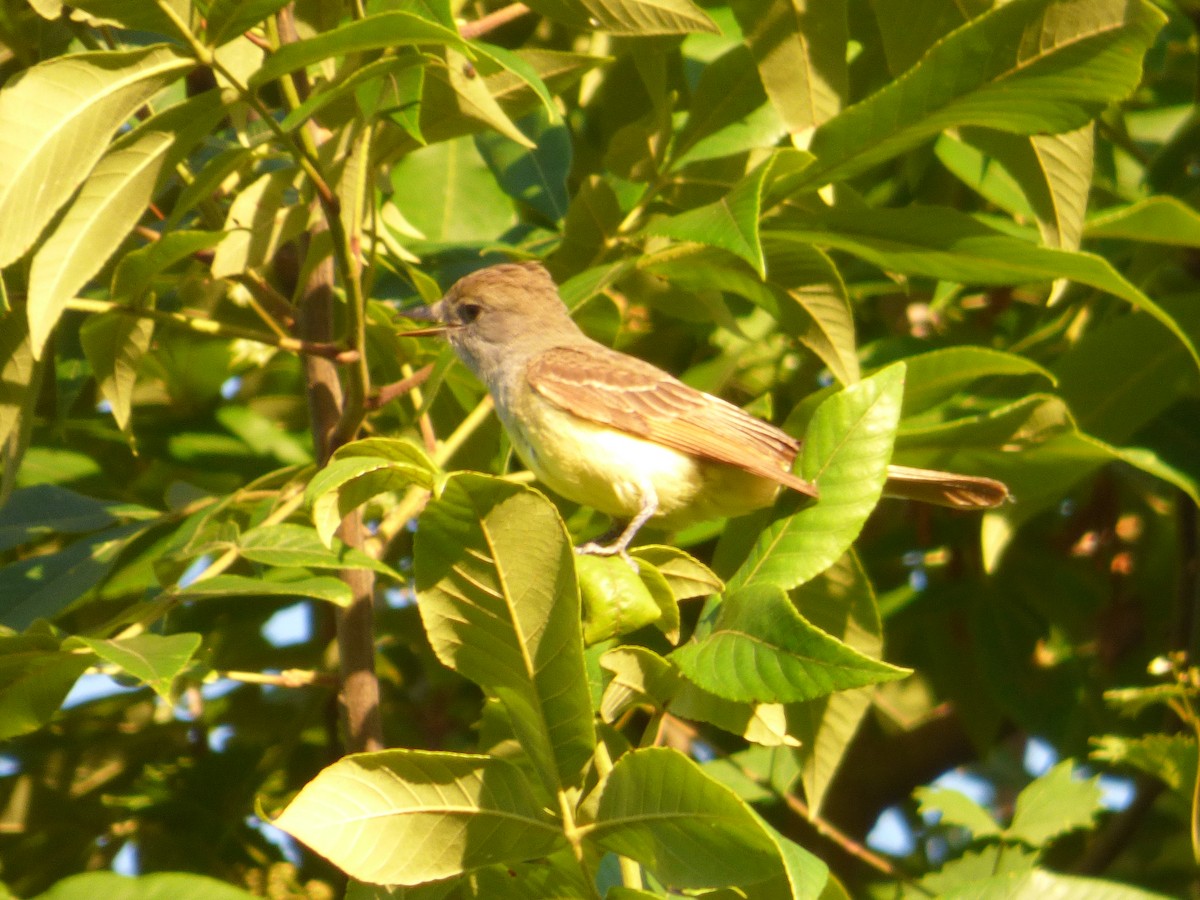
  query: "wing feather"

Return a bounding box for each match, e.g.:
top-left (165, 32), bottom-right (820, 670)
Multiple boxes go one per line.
top-left (527, 345), bottom-right (818, 497)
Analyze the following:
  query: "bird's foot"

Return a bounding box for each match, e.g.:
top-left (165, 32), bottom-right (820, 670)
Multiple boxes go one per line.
top-left (575, 541), bottom-right (639, 572)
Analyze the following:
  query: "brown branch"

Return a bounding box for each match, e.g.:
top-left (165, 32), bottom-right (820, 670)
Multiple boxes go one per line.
top-left (366, 364), bottom-right (434, 410)
top-left (460, 3), bottom-right (532, 39)
top-left (295, 223), bottom-right (384, 755)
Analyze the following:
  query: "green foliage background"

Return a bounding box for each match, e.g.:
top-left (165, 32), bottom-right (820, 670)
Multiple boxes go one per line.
top-left (0, 0), bottom-right (1199, 897)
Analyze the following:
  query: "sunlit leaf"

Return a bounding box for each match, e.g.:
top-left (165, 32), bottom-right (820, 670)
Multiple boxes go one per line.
top-left (728, 362), bottom-right (905, 592)
top-left (523, 0), bottom-right (717, 35)
top-left (414, 474), bottom-right (596, 792)
top-left (249, 12), bottom-right (468, 87)
top-left (795, 0), bottom-right (1165, 192)
top-left (585, 747), bottom-right (783, 889)
top-left (0, 45), bottom-right (192, 268)
top-left (69, 632), bottom-right (201, 701)
top-left (730, 0), bottom-right (846, 135)
top-left (671, 583), bottom-right (907, 704)
top-left (1007, 759), bottom-right (1103, 846)
top-left (275, 750), bottom-right (562, 885)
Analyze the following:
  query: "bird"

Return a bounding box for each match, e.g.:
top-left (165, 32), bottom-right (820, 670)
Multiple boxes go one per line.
top-left (399, 261), bottom-right (1008, 559)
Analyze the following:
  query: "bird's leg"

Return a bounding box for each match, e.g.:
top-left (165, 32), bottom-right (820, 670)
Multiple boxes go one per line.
top-left (576, 484), bottom-right (658, 569)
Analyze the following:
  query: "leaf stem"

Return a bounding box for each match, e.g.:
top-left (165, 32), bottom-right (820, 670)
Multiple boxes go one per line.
top-left (62, 298), bottom-right (356, 361)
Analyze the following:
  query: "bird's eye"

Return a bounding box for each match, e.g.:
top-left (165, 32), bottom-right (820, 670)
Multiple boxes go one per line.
top-left (459, 302), bottom-right (482, 324)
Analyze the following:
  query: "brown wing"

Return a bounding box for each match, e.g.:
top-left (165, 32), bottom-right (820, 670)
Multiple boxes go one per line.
top-left (527, 344), bottom-right (818, 497)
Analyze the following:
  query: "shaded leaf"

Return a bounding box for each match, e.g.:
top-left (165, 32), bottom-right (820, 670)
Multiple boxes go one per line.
top-left (769, 206), bottom-right (1200, 372)
top-left (0, 637), bottom-right (93, 740)
top-left (207, 0), bottom-right (292, 46)
top-left (80, 313), bottom-right (154, 434)
top-left (1085, 196), bottom-right (1200, 247)
top-left (903, 347), bottom-right (1056, 417)
top-left (789, 551), bottom-right (881, 813)
top-left (111, 231), bottom-right (227, 301)
top-left (239, 522), bottom-right (402, 580)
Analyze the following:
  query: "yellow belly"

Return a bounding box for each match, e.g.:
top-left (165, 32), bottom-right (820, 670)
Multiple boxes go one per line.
top-left (499, 392), bottom-right (780, 527)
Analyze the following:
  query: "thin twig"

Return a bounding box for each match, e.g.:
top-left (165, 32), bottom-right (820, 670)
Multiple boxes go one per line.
top-left (366, 364), bottom-right (434, 410)
top-left (63, 298), bottom-right (356, 362)
top-left (460, 3), bottom-right (532, 39)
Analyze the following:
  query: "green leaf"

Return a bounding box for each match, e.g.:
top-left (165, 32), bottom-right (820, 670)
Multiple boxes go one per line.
top-left (957, 125), bottom-right (1094, 253)
top-left (388, 136), bottom-right (518, 245)
top-left (239, 522), bottom-right (402, 580)
top-left (915, 786), bottom-right (1002, 838)
top-left (671, 583), bottom-right (908, 704)
top-left (629, 545), bottom-right (723, 600)
top-left (249, 12), bottom-right (468, 87)
top-left (210, 167), bottom-right (311, 279)
top-left (870, 0), bottom-right (989, 75)
top-left (0, 636), bottom-right (93, 740)
top-left (599, 646), bottom-right (683, 722)
top-left (68, 632), bottom-right (201, 701)
top-left (175, 573), bottom-right (354, 607)
top-left (26, 128), bottom-right (172, 358)
top-left (435, 47), bottom-right (535, 149)
top-left (307, 439), bottom-right (437, 547)
top-left (1084, 196), bottom-right (1200, 247)
top-left (206, 0), bottom-right (292, 46)
top-left (476, 111), bottom-right (572, 224)
top-left (522, 0), bottom-right (717, 35)
top-left (52, 0), bottom-right (189, 34)
top-left (35, 871), bottom-right (261, 900)
top-left (274, 750), bottom-right (563, 886)
top-left (789, 551), bottom-right (882, 813)
top-left (0, 45), bottom-right (193, 268)
top-left (939, 867), bottom-right (1173, 900)
top-left (0, 317), bottom-right (46, 504)
top-left (80, 313), bottom-right (154, 434)
top-left (921, 845), bottom-right (1039, 898)
top-left (0, 523), bottom-right (148, 631)
top-left (671, 682), bottom-right (801, 748)
top-left (764, 239), bottom-right (858, 386)
top-left (768, 206), bottom-right (1200, 373)
top-left (674, 45), bottom-right (782, 168)
top-left (414, 474), bottom-right (596, 792)
top-left (1006, 760), bottom-right (1103, 847)
top-left (0, 485), bottom-right (136, 552)
top-left (577, 554), bottom-right (675, 644)
top-left (728, 362), bottom-right (905, 593)
top-left (1091, 734), bottom-right (1197, 797)
top-left (902, 347), bottom-right (1057, 417)
top-left (585, 746), bottom-right (782, 889)
top-left (648, 161), bottom-right (769, 276)
top-left (797, 0), bottom-right (1166, 191)
top-left (111, 231), bottom-right (227, 301)
top-left (1052, 295), bottom-right (1200, 445)
top-left (730, 0), bottom-right (847, 134)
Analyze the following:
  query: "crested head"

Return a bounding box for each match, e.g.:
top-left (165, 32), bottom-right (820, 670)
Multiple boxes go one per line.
top-left (433, 261), bottom-right (584, 387)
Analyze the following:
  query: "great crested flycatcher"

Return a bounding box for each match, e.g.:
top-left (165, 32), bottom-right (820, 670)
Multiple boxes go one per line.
top-left (401, 261), bottom-right (1008, 558)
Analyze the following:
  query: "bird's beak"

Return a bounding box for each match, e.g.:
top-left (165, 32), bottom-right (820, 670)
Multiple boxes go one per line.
top-left (395, 302), bottom-right (454, 337)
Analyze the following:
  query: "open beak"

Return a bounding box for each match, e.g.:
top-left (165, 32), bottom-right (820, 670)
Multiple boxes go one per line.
top-left (395, 302), bottom-right (453, 338)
